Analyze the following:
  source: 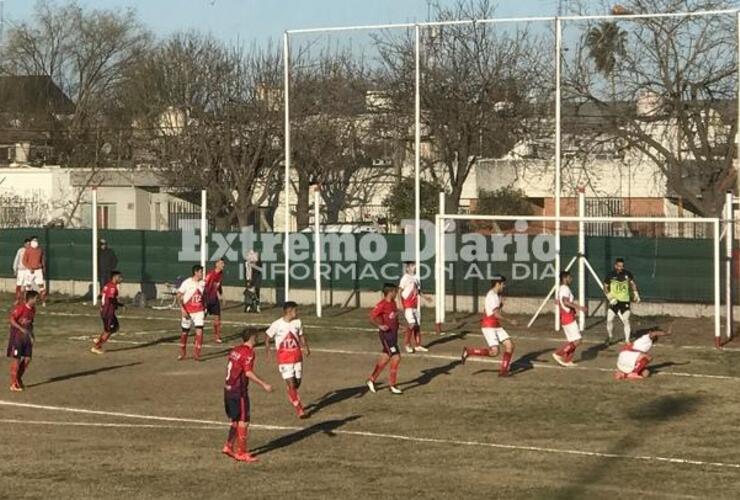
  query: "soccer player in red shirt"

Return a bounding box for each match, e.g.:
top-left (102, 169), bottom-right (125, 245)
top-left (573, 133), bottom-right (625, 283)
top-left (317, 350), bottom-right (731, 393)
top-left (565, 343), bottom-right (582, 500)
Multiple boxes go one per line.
top-left (367, 283), bottom-right (403, 395)
top-left (177, 265), bottom-right (206, 361)
top-left (91, 271), bottom-right (123, 354)
top-left (21, 237), bottom-right (46, 305)
top-left (204, 259), bottom-right (225, 344)
top-left (7, 290), bottom-right (38, 392)
top-left (223, 329), bottom-right (273, 463)
top-left (265, 301), bottom-right (310, 418)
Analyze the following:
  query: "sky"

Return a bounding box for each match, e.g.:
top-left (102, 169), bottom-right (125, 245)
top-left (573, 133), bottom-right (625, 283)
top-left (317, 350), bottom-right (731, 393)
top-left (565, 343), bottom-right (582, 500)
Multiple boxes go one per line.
top-left (3, 0), bottom-right (564, 44)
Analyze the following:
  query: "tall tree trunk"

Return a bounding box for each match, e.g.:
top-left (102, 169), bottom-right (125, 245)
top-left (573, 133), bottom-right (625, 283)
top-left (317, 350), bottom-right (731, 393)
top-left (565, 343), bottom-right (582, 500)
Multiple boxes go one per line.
top-left (295, 170), bottom-right (311, 230)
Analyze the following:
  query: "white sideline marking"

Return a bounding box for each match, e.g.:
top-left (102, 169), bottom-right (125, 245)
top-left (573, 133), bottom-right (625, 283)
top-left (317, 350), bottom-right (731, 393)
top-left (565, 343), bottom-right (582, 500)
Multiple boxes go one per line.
top-left (0, 400), bottom-right (738, 470)
top-left (65, 336), bottom-right (740, 381)
top-left (0, 418), bottom-right (224, 430)
top-left (42, 310), bottom-right (726, 353)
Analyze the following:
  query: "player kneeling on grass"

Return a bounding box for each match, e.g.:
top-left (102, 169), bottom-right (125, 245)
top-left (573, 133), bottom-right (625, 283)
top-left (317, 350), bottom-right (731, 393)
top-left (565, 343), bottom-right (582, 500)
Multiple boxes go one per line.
top-left (553, 271), bottom-right (588, 368)
top-left (91, 271), bottom-right (123, 354)
top-left (367, 283), bottom-right (403, 395)
top-left (7, 290), bottom-right (38, 392)
top-left (204, 259), bottom-right (225, 344)
top-left (461, 275), bottom-right (516, 377)
top-left (223, 329), bottom-right (273, 463)
top-left (614, 327), bottom-right (671, 380)
top-left (265, 301), bottom-right (310, 419)
top-left (177, 265), bottom-right (206, 361)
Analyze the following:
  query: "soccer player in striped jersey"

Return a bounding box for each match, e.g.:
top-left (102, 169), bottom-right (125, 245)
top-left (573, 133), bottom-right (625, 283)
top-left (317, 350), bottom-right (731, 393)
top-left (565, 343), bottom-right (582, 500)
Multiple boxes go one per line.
top-left (553, 271), bottom-right (588, 367)
top-left (204, 259), bottom-right (226, 344)
top-left (223, 329), bottom-right (273, 463)
top-left (91, 271), bottom-right (123, 354)
top-left (614, 327), bottom-right (671, 380)
top-left (7, 291), bottom-right (38, 392)
top-left (398, 262), bottom-right (432, 353)
top-left (461, 275), bottom-right (517, 377)
top-left (177, 265), bottom-right (206, 361)
top-left (367, 283), bottom-right (403, 395)
top-left (265, 302), bottom-right (310, 419)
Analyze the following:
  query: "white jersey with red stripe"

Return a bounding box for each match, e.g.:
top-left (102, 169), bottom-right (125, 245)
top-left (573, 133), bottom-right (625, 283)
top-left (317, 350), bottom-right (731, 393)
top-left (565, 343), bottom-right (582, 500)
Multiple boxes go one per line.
top-left (557, 285), bottom-right (577, 326)
top-left (178, 277), bottom-right (205, 314)
top-left (399, 273), bottom-right (420, 309)
top-left (623, 333), bottom-right (653, 354)
top-left (480, 290), bottom-right (502, 328)
top-left (266, 318), bottom-right (304, 364)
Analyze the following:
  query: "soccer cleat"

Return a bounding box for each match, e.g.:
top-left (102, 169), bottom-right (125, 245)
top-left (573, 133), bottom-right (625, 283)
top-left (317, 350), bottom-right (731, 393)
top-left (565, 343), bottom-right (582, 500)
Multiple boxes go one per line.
top-left (297, 407), bottom-right (308, 419)
top-left (626, 371), bottom-right (646, 380)
top-left (366, 379), bottom-right (377, 394)
top-left (614, 371), bottom-right (627, 380)
top-left (552, 353), bottom-right (569, 367)
top-left (233, 452), bottom-right (259, 463)
top-left (90, 346), bottom-right (104, 355)
top-left (415, 346), bottom-right (429, 352)
top-left (177, 353), bottom-right (186, 361)
top-left (461, 348), bottom-right (469, 365)
top-left (222, 444), bottom-right (235, 458)
top-left (498, 371), bottom-right (510, 378)
top-left (9, 383), bottom-right (23, 392)
top-left (214, 338), bottom-right (223, 344)
top-left (405, 346), bottom-right (415, 354)
top-left (389, 386), bottom-right (403, 395)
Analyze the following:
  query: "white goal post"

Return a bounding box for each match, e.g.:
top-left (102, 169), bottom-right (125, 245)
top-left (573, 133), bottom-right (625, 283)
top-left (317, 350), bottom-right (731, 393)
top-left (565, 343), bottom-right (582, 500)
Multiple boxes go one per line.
top-left (435, 206), bottom-right (731, 346)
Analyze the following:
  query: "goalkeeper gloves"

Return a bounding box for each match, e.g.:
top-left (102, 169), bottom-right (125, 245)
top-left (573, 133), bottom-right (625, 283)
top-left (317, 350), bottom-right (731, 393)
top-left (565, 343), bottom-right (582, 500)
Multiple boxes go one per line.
top-left (606, 293), bottom-right (618, 306)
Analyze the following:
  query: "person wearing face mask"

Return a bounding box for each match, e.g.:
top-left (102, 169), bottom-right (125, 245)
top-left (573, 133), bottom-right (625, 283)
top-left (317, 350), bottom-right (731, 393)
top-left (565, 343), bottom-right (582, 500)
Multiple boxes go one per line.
top-left (21, 237), bottom-right (46, 306)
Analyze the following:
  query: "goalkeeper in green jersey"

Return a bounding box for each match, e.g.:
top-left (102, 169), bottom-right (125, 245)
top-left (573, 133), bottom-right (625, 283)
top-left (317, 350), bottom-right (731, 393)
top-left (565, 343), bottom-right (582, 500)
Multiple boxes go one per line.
top-left (603, 258), bottom-right (641, 344)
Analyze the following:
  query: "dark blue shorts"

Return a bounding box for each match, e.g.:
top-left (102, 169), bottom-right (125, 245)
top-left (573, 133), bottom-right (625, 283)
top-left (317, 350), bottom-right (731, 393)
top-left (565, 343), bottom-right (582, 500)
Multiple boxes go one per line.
top-left (6, 332), bottom-right (32, 359)
top-left (101, 314), bottom-right (119, 334)
top-left (379, 330), bottom-right (400, 356)
top-left (224, 392), bottom-right (250, 422)
top-left (206, 299), bottom-right (221, 316)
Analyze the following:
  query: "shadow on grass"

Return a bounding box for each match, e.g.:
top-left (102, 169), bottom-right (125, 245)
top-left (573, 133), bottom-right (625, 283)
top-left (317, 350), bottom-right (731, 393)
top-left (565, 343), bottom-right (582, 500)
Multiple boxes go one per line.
top-left (304, 385), bottom-right (369, 418)
top-left (552, 394), bottom-right (703, 499)
top-left (27, 361), bottom-right (142, 388)
top-left (471, 348), bottom-right (554, 377)
top-left (109, 334), bottom-right (183, 352)
top-left (424, 332), bottom-right (467, 349)
top-left (579, 342), bottom-right (610, 362)
top-left (251, 415), bottom-right (361, 457)
top-left (401, 360), bottom-right (462, 391)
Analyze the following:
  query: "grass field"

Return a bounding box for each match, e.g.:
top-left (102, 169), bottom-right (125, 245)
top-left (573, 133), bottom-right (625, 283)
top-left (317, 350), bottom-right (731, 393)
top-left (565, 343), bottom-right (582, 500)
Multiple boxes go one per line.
top-left (1, 293), bottom-right (740, 499)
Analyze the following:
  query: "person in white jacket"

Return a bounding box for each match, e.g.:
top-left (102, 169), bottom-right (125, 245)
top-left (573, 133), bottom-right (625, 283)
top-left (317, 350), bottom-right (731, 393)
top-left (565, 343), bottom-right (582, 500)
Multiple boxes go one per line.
top-left (12, 239), bottom-right (30, 304)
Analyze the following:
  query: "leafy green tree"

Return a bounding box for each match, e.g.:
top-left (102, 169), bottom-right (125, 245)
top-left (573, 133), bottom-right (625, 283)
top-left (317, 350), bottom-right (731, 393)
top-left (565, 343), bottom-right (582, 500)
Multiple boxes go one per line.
top-left (383, 177), bottom-right (441, 225)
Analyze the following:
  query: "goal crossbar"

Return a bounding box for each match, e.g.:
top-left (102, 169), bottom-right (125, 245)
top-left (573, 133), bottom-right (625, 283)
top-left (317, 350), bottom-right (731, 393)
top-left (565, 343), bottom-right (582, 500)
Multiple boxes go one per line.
top-left (435, 211), bottom-right (726, 345)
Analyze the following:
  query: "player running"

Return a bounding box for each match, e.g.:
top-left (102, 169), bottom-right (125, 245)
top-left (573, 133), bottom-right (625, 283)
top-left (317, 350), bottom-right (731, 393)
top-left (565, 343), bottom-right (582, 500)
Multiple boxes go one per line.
top-left (614, 327), bottom-right (671, 380)
top-left (604, 258), bottom-right (641, 343)
top-left (399, 261), bottom-right (432, 353)
top-left (90, 271), bottom-right (123, 354)
top-left (223, 329), bottom-right (273, 463)
top-left (7, 290), bottom-right (38, 392)
top-left (265, 301), bottom-right (310, 419)
top-left (552, 271), bottom-right (588, 367)
top-left (177, 265), bottom-right (206, 361)
top-left (461, 275), bottom-right (517, 377)
top-left (204, 259), bottom-right (225, 344)
top-left (367, 283), bottom-right (403, 395)
top-left (12, 238), bottom-right (30, 305)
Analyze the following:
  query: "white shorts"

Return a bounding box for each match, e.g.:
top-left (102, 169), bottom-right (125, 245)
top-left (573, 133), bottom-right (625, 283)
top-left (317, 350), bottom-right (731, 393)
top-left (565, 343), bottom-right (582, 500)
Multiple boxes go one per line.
top-left (562, 322), bottom-right (582, 342)
top-left (181, 311), bottom-right (205, 330)
top-left (15, 270), bottom-right (28, 287)
top-left (482, 327), bottom-right (510, 348)
top-left (23, 269), bottom-right (44, 288)
top-left (617, 351), bottom-right (641, 374)
top-left (278, 362), bottom-right (303, 380)
top-left (404, 308), bottom-right (420, 327)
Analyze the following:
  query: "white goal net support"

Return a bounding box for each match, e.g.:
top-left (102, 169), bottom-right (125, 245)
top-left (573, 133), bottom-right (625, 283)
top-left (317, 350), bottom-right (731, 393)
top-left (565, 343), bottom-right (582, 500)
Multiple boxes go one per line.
top-left (434, 192), bottom-right (735, 347)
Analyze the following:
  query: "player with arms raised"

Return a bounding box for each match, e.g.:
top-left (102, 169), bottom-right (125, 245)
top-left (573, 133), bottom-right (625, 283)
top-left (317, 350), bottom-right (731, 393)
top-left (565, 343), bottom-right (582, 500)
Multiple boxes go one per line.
top-left (604, 258), bottom-right (641, 343)
top-left (614, 327), bottom-right (671, 380)
top-left (91, 271), bottom-right (123, 354)
top-left (177, 265), bottom-right (206, 361)
top-left (7, 291), bottom-right (38, 392)
top-left (265, 302), bottom-right (310, 419)
top-left (461, 275), bottom-right (516, 377)
top-left (367, 283), bottom-right (403, 395)
top-left (223, 329), bottom-right (273, 463)
top-left (398, 261), bottom-right (432, 353)
top-left (553, 271), bottom-right (588, 367)
top-left (204, 259), bottom-right (225, 344)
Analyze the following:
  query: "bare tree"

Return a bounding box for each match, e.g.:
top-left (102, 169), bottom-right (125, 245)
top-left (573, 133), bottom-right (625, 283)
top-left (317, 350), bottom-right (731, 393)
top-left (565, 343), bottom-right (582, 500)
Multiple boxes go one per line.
top-left (564, 0), bottom-right (738, 216)
top-left (375, 0), bottom-right (551, 213)
top-left (123, 33), bottom-right (283, 229)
